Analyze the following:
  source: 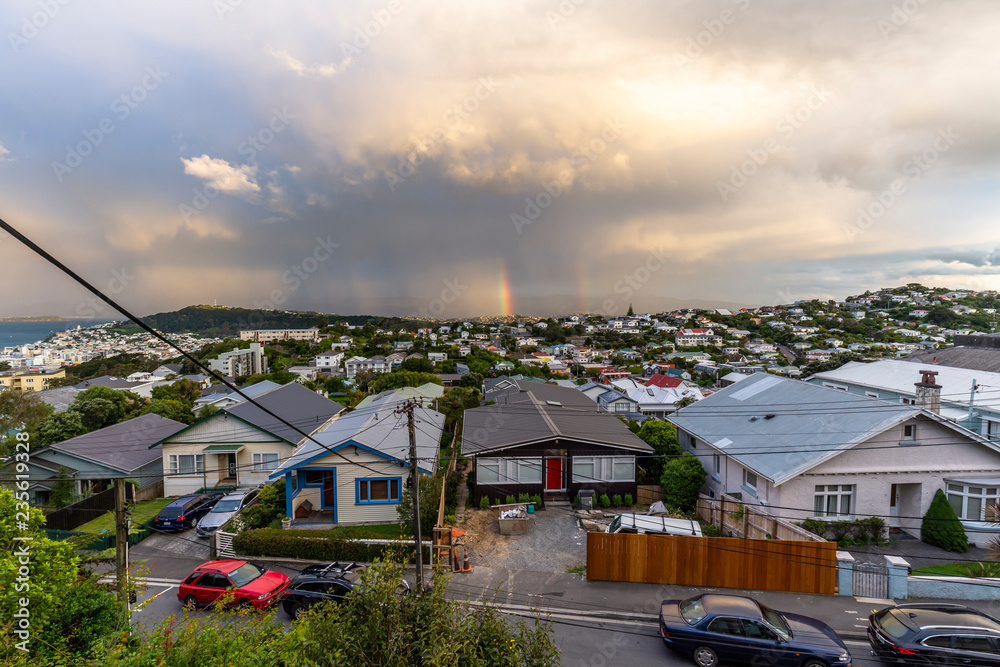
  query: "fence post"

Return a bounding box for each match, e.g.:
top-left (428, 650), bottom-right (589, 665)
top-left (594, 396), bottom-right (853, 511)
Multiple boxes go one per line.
top-left (836, 551), bottom-right (855, 596)
top-left (885, 555), bottom-right (910, 600)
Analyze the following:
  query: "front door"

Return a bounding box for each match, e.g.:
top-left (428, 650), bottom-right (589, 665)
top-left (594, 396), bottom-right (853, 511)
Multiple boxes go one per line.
top-left (545, 458), bottom-right (563, 491)
top-left (227, 453), bottom-right (237, 478)
top-left (322, 471), bottom-right (336, 509)
top-left (889, 484), bottom-right (900, 527)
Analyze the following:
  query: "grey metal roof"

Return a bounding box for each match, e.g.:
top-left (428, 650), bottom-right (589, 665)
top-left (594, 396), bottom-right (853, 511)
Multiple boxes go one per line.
top-left (904, 347), bottom-right (1000, 373)
top-left (462, 380), bottom-right (652, 455)
top-left (34, 386), bottom-right (81, 412)
top-left (47, 413), bottom-right (186, 472)
top-left (668, 373), bottom-right (930, 485)
top-left (74, 376), bottom-right (136, 390)
top-left (271, 402), bottom-right (443, 477)
top-left (224, 382), bottom-right (344, 444)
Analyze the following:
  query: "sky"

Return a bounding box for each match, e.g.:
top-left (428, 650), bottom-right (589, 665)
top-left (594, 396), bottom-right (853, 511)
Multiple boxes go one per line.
top-left (1, 0), bottom-right (999, 319)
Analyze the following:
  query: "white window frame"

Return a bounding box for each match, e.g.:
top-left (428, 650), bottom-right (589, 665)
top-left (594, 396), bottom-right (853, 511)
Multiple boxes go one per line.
top-left (903, 424), bottom-right (917, 441)
top-left (900, 397), bottom-right (915, 405)
top-left (252, 452), bottom-right (280, 472)
top-left (947, 483), bottom-right (1000, 521)
top-left (571, 456), bottom-right (635, 483)
top-left (743, 469), bottom-right (758, 493)
top-left (169, 454), bottom-right (204, 475)
top-left (813, 484), bottom-right (854, 518)
top-left (477, 457), bottom-right (543, 485)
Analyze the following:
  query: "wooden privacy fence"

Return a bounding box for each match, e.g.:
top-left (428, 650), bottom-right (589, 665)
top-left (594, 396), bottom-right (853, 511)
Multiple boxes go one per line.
top-left (133, 480), bottom-right (164, 503)
top-left (696, 493), bottom-right (826, 542)
top-left (43, 485), bottom-right (130, 531)
top-left (587, 532), bottom-right (838, 595)
top-left (636, 485), bottom-right (663, 505)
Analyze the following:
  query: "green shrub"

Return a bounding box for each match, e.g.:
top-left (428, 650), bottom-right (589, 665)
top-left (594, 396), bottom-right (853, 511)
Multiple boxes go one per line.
top-left (480, 496), bottom-right (490, 510)
top-left (660, 452), bottom-right (707, 512)
top-left (801, 518), bottom-right (828, 537)
top-left (599, 494), bottom-right (611, 508)
top-left (232, 528), bottom-right (415, 562)
top-left (623, 493), bottom-right (633, 507)
top-left (530, 494), bottom-right (541, 506)
top-left (922, 488), bottom-right (969, 553)
top-left (518, 492), bottom-right (530, 503)
top-left (573, 494), bottom-right (580, 506)
top-left (505, 495), bottom-right (516, 504)
top-left (828, 520), bottom-right (854, 543)
top-left (702, 524), bottom-right (722, 537)
top-left (611, 494), bottom-right (622, 507)
top-left (444, 513), bottom-right (457, 526)
top-left (493, 497), bottom-right (502, 506)
top-left (857, 517), bottom-right (886, 543)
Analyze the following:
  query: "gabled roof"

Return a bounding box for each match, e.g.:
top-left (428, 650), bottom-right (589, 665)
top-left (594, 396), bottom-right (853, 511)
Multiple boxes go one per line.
top-left (270, 404), bottom-right (443, 477)
top-left (46, 414), bottom-right (185, 472)
top-left (194, 379), bottom-right (281, 405)
top-left (645, 374), bottom-right (683, 388)
top-left (224, 382), bottom-right (344, 444)
top-left (668, 373), bottom-right (998, 486)
top-left (463, 380), bottom-right (652, 456)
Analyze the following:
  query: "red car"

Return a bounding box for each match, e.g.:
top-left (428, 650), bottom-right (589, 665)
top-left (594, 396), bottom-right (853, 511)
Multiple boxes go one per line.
top-left (177, 560), bottom-right (290, 611)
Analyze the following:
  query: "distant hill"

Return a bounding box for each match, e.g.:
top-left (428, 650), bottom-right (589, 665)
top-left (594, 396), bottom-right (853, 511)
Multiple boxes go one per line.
top-left (123, 305), bottom-right (433, 336)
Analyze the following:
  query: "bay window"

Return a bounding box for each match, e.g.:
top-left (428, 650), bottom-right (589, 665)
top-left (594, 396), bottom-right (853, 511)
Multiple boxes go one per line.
top-left (813, 484), bottom-right (854, 518)
top-left (947, 482), bottom-right (1000, 521)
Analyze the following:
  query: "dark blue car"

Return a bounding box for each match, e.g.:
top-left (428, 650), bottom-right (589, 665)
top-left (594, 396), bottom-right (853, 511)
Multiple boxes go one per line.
top-left (153, 493), bottom-right (223, 532)
top-left (659, 593), bottom-right (851, 667)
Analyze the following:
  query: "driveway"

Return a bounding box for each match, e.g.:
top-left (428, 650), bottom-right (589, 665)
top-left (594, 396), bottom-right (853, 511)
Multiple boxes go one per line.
top-left (456, 505), bottom-right (587, 573)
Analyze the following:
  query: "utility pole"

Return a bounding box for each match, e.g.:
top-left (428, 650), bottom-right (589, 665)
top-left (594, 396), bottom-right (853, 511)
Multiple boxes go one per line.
top-left (114, 478), bottom-right (130, 609)
top-left (398, 402), bottom-right (424, 591)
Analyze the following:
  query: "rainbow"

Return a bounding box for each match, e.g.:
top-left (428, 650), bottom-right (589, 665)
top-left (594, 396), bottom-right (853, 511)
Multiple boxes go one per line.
top-left (498, 261), bottom-right (512, 316)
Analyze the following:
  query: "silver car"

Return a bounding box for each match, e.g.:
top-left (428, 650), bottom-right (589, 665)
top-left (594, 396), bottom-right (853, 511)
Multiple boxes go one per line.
top-left (195, 487), bottom-right (259, 537)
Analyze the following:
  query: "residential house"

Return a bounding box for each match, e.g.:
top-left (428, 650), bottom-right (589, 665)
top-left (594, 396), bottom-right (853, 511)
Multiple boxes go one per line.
top-left (8, 414), bottom-right (183, 505)
top-left (314, 351), bottom-right (345, 371)
top-left (208, 343), bottom-right (268, 377)
top-left (192, 380), bottom-right (281, 411)
top-left (464, 380), bottom-right (653, 504)
top-left (156, 383), bottom-right (344, 495)
top-left (676, 329), bottom-right (721, 347)
top-left (344, 356), bottom-right (391, 378)
top-left (597, 388), bottom-right (640, 414)
top-left (270, 394), bottom-right (443, 526)
top-left (0, 368), bottom-right (66, 393)
top-left (355, 382), bottom-right (444, 409)
top-left (669, 373), bottom-right (1000, 545)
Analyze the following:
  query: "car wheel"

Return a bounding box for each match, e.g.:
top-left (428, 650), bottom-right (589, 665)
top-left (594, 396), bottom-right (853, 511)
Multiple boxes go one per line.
top-left (801, 661), bottom-right (827, 667)
top-left (238, 599), bottom-right (253, 611)
top-left (183, 595), bottom-right (198, 611)
top-left (692, 646), bottom-right (718, 667)
top-left (289, 603), bottom-right (306, 620)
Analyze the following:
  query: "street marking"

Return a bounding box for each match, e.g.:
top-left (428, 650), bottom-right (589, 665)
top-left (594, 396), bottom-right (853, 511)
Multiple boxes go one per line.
top-left (844, 610), bottom-right (858, 613)
top-left (135, 586), bottom-right (175, 611)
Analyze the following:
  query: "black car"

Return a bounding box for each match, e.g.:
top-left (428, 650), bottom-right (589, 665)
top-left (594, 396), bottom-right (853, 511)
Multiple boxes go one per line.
top-left (281, 562), bottom-right (409, 620)
top-left (659, 593), bottom-right (852, 667)
top-left (153, 493), bottom-right (223, 532)
top-left (869, 603), bottom-right (1000, 665)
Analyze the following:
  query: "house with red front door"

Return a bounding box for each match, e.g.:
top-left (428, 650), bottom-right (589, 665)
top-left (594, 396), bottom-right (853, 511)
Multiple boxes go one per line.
top-left (462, 380), bottom-right (652, 505)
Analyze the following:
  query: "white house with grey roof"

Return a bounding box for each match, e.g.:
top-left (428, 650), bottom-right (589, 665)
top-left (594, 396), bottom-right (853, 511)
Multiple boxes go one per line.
top-left (669, 372), bottom-right (1000, 545)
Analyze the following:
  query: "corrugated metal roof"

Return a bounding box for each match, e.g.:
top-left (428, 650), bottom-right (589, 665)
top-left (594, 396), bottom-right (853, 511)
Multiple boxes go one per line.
top-left (668, 373), bottom-right (920, 485)
top-left (462, 380), bottom-right (652, 455)
top-left (224, 382), bottom-right (344, 444)
top-left (271, 404), bottom-right (443, 476)
top-left (48, 413), bottom-right (186, 472)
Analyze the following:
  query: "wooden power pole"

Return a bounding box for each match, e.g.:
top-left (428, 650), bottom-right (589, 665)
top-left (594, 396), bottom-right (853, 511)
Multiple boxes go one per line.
top-left (398, 402), bottom-right (424, 591)
top-left (114, 478), bottom-right (130, 608)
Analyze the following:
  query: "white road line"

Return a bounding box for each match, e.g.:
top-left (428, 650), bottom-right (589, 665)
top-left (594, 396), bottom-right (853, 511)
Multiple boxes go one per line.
top-left (134, 586), bottom-right (175, 611)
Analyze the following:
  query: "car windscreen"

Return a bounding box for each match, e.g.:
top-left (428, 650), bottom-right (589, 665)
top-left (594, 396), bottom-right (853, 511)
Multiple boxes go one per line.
top-left (157, 505), bottom-right (185, 518)
top-left (211, 501), bottom-right (241, 513)
top-left (680, 597), bottom-right (707, 625)
top-left (758, 603), bottom-right (792, 640)
top-left (879, 612), bottom-right (911, 639)
top-left (228, 563), bottom-right (265, 588)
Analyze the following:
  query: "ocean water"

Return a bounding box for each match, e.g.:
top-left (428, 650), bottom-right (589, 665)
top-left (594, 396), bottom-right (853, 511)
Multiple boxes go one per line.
top-left (0, 320), bottom-right (113, 349)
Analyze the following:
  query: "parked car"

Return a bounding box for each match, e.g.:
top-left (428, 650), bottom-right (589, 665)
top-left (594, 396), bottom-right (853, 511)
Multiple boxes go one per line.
top-left (153, 493), bottom-right (223, 532)
top-left (178, 560), bottom-right (290, 611)
top-left (606, 514), bottom-right (703, 537)
top-left (281, 562), bottom-right (409, 620)
top-left (868, 602), bottom-right (1000, 665)
top-left (195, 487), bottom-right (259, 538)
top-left (659, 593), bottom-right (851, 667)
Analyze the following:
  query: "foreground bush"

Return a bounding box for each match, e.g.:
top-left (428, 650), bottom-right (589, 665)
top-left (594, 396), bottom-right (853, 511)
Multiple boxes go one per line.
top-left (922, 489), bottom-right (969, 553)
top-left (660, 452), bottom-right (706, 512)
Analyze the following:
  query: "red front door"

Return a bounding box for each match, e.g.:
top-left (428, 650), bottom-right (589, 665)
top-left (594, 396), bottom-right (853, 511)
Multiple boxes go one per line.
top-left (545, 458), bottom-right (563, 490)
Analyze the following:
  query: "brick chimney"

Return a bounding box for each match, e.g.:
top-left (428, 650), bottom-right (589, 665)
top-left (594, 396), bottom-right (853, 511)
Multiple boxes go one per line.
top-left (914, 369), bottom-right (941, 414)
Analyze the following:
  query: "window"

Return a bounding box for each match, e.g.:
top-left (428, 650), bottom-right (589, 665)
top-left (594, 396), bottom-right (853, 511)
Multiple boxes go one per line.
top-left (169, 454), bottom-right (204, 475)
top-left (357, 477), bottom-right (401, 504)
top-left (477, 459), bottom-right (501, 484)
top-left (517, 459), bottom-right (542, 484)
top-left (476, 458), bottom-right (543, 485)
top-left (743, 469), bottom-right (758, 492)
top-left (985, 421), bottom-right (1000, 442)
top-left (947, 483), bottom-right (1000, 521)
top-left (707, 617), bottom-right (744, 636)
top-left (921, 636), bottom-right (953, 649)
top-left (303, 470), bottom-right (325, 486)
top-left (571, 456), bottom-right (635, 483)
top-left (900, 397), bottom-right (915, 405)
top-left (713, 454), bottom-right (721, 475)
top-left (252, 452), bottom-right (279, 472)
top-left (742, 620), bottom-right (778, 641)
top-left (679, 597), bottom-right (707, 625)
top-left (866, 391), bottom-right (879, 398)
top-left (903, 424), bottom-right (916, 441)
top-left (814, 485), bottom-right (854, 518)
top-left (955, 636), bottom-right (994, 653)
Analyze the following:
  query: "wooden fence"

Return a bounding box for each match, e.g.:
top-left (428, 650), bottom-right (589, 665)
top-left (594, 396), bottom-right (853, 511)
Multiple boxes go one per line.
top-left (695, 493), bottom-right (826, 542)
top-left (636, 485), bottom-right (663, 505)
top-left (133, 480), bottom-right (164, 503)
top-left (43, 485), bottom-right (128, 531)
top-left (587, 532), bottom-right (837, 594)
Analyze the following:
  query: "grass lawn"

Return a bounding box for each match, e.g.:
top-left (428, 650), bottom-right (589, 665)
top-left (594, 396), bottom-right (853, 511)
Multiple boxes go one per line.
top-left (75, 498), bottom-right (172, 534)
top-left (910, 562), bottom-right (998, 577)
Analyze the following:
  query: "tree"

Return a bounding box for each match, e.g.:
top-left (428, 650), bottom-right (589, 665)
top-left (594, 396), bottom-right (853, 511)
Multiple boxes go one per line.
top-left (437, 387), bottom-right (482, 433)
top-left (141, 399), bottom-right (195, 424)
top-left (37, 410), bottom-right (87, 446)
top-left (660, 452), bottom-right (706, 512)
top-left (800, 352), bottom-right (865, 378)
top-left (0, 361), bottom-right (9, 372)
top-left (0, 389), bottom-right (53, 451)
top-left (325, 376), bottom-right (349, 393)
top-left (921, 488), bottom-right (969, 553)
top-left (369, 371), bottom-right (443, 394)
top-left (637, 420), bottom-right (680, 482)
top-left (70, 385), bottom-right (146, 430)
top-left (458, 372), bottom-right (484, 389)
top-left (196, 404), bottom-right (221, 420)
top-left (150, 378), bottom-right (202, 405)
top-left (50, 466), bottom-right (77, 507)
top-left (354, 369), bottom-right (377, 392)
top-left (627, 303), bottom-right (634, 316)
top-left (401, 356), bottom-right (434, 373)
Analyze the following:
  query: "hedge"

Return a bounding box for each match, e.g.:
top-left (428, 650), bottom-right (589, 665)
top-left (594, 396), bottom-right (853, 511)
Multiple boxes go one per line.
top-left (232, 529), bottom-right (416, 563)
top-left (921, 489), bottom-right (969, 553)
